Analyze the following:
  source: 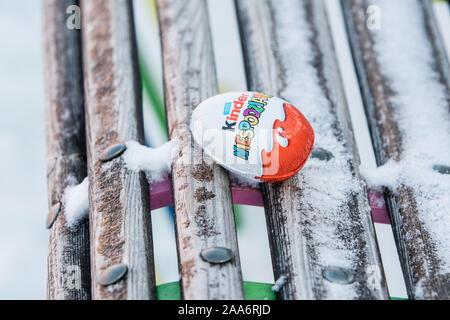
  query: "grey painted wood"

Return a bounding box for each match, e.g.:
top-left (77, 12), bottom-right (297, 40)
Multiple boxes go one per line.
top-left (236, 0), bottom-right (389, 299)
top-left (156, 0), bottom-right (244, 299)
top-left (342, 0), bottom-right (450, 299)
top-left (42, 0), bottom-right (91, 300)
top-left (81, 0), bottom-right (155, 300)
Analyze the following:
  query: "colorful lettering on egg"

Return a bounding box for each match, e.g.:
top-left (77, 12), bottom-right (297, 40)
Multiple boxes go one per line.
top-left (232, 93), bottom-right (271, 160)
top-left (225, 94), bottom-right (247, 122)
top-left (191, 91), bottom-right (315, 183)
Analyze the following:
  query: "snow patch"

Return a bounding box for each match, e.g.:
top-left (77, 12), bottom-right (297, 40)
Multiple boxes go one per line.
top-left (64, 177), bottom-right (89, 227)
top-left (123, 139), bottom-right (180, 183)
top-left (360, 160), bottom-right (401, 191)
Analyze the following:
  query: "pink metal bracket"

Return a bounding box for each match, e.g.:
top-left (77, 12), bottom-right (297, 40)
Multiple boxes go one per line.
top-left (150, 178), bottom-right (390, 224)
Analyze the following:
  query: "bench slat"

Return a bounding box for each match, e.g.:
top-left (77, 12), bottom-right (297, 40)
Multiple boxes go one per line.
top-left (43, 0), bottom-right (91, 300)
top-left (156, 0), bottom-right (244, 299)
top-left (236, 0), bottom-right (389, 299)
top-left (81, 0), bottom-right (156, 299)
top-left (342, 0), bottom-right (450, 299)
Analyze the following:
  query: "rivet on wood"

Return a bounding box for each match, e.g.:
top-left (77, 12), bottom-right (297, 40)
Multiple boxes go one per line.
top-left (200, 247), bottom-right (234, 264)
top-left (99, 263), bottom-right (128, 286)
top-left (99, 143), bottom-right (127, 162)
top-left (322, 266), bottom-right (354, 285)
top-left (432, 164), bottom-right (450, 175)
top-left (310, 148), bottom-right (334, 161)
top-left (46, 202), bottom-right (62, 229)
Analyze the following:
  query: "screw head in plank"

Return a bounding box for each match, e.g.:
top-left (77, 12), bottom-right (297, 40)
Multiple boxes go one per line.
top-left (99, 143), bottom-right (127, 162)
top-left (310, 148), bottom-right (334, 161)
top-left (322, 266), bottom-right (355, 285)
top-left (200, 247), bottom-right (234, 264)
top-left (432, 164), bottom-right (450, 175)
top-left (99, 263), bottom-right (128, 286)
top-left (46, 202), bottom-right (62, 229)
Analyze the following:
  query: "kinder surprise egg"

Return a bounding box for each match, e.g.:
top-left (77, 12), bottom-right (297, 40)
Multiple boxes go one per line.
top-left (190, 92), bottom-right (314, 183)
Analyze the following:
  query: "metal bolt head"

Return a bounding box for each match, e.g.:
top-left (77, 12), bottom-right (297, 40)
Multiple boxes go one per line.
top-left (432, 164), bottom-right (450, 175)
top-left (99, 263), bottom-right (128, 286)
top-left (322, 266), bottom-right (354, 285)
top-left (200, 247), bottom-right (234, 264)
top-left (46, 202), bottom-right (62, 229)
top-left (310, 148), bottom-right (334, 161)
top-left (99, 143), bottom-right (127, 162)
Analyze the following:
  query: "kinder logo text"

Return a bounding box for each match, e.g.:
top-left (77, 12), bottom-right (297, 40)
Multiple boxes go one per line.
top-left (221, 93), bottom-right (271, 160)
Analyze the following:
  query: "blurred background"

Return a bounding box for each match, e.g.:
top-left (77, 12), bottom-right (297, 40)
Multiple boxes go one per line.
top-left (0, 1), bottom-right (47, 299)
top-left (0, 0), bottom-right (448, 299)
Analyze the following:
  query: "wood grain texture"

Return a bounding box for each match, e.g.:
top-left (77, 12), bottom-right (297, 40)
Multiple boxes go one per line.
top-left (236, 0), bottom-right (388, 299)
top-left (157, 0), bottom-right (244, 299)
top-left (42, 0), bottom-right (91, 300)
top-left (81, 0), bottom-right (155, 300)
top-left (342, 0), bottom-right (450, 299)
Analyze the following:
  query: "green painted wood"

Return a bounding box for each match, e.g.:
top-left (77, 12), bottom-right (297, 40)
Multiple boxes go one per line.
top-left (156, 281), bottom-right (276, 300)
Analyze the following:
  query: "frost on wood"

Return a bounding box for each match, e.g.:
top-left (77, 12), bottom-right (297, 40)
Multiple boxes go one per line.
top-left (123, 139), bottom-right (180, 183)
top-left (366, 0), bottom-right (450, 297)
top-left (64, 177), bottom-right (89, 227)
top-left (235, 0), bottom-right (388, 299)
top-left (263, 0), bottom-right (377, 299)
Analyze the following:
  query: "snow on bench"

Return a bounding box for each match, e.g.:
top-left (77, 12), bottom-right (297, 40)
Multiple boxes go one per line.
top-left (235, 0), bottom-right (388, 300)
top-left (42, 0), bottom-right (449, 300)
top-left (343, 0), bottom-right (450, 299)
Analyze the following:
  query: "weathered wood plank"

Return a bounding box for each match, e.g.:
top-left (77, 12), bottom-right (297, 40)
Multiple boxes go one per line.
top-left (342, 0), bottom-right (450, 299)
top-left (81, 0), bottom-right (155, 300)
top-left (236, 0), bottom-right (389, 299)
top-left (156, 0), bottom-right (244, 299)
top-left (42, 0), bottom-right (90, 300)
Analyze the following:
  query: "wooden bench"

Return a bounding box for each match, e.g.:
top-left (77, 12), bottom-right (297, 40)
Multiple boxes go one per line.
top-left (42, 0), bottom-right (449, 300)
